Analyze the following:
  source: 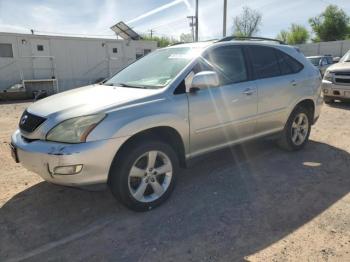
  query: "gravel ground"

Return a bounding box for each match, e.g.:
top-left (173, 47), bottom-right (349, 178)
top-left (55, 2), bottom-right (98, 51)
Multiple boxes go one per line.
top-left (0, 101), bottom-right (349, 262)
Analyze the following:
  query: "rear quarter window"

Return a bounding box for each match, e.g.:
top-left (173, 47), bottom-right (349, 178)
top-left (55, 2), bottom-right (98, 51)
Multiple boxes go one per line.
top-left (275, 49), bottom-right (304, 75)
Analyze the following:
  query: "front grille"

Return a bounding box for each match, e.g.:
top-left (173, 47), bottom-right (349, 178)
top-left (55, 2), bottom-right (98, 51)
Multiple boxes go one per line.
top-left (335, 78), bottom-right (350, 84)
top-left (19, 110), bottom-right (46, 133)
top-left (335, 72), bottom-right (350, 85)
top-left (335, 72), bottom-right (350, 76)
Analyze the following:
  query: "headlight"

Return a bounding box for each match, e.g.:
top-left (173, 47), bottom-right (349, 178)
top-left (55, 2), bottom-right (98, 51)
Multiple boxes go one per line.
top-left (323, 71), bottom-right (334, 82)
top-left (46, 114), bottom-right (106, 143)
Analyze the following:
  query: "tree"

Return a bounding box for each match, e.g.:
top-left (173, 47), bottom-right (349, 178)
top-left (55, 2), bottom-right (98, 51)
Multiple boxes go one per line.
top-left (277, 24), bottom-right (309, 45)
top-left (180, 33), bottom-right (193, 43)
top-left (233, 6), bottom-right (262, 37)
top-left (276, 30), bottom-right (289, 43)
top-left (141, 35), bottom-right (177, 48)
top-left (309, 5), bottom-right (350, 42)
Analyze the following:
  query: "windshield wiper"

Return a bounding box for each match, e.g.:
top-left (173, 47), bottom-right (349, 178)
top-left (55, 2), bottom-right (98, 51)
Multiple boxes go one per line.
top-left (115, 83), bottom-right (146, 89)
top-left (104, 82), bottom-right (149, 88)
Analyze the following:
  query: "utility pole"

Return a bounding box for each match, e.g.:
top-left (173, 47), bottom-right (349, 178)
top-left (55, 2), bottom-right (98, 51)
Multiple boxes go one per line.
top-left (195, 0), bottom-right (199, 42)
top-left (149, 29), bottom-right (155, 39)
top-left (223, 0), bottom-right (227, 37)
top-left (187, 16), bottom-right (196, 42)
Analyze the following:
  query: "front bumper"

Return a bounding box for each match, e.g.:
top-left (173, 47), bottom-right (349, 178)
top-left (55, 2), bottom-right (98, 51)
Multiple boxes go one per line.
top-left (321, 80), bottom-right (350, 100)
top-left (11, 130), bottom-right (128, 186)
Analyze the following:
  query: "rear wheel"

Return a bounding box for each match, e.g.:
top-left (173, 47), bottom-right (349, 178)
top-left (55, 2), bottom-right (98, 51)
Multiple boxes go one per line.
top-left (278, 106), bottom-right (311, 151)
top-left (109, 140), bottom-right (178, 211)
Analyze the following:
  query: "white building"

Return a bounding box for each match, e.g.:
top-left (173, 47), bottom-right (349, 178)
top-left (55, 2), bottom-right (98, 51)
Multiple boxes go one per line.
top-left (0, 32), bottom-right (157, 96)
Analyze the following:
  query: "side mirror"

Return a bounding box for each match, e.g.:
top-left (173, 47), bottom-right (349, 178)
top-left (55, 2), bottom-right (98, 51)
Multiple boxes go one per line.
top-left (189, 71), bottom-right (219, 92)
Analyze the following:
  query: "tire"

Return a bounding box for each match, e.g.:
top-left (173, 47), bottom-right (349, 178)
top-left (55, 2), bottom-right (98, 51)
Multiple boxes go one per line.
top-left (109, 140), bottom-right (178, 212)
top-left (324, 96), bottom-right (333, 104)
top-left (278, 106), bottom-right (312, 151)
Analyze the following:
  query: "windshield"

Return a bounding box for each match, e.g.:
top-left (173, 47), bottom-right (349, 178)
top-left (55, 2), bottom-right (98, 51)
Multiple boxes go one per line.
top-left (105, 47), bottom-right (202, 89)
top-left (308, 57), bottom-right (321, 66)
top-left (340, 51), bottom-right (350, 63)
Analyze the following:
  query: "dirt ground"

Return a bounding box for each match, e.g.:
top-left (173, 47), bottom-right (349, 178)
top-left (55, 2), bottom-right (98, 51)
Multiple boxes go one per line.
top-left (0, 101), bottom-right (349, 262)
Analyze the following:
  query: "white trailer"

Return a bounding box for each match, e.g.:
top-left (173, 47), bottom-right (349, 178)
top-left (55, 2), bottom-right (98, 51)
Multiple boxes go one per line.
top-left (0, 32), bottom-right (157, 97)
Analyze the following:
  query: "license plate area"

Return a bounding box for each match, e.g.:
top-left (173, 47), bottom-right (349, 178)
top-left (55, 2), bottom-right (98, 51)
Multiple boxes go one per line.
top-left (10, 143), bottom-right (19, 163)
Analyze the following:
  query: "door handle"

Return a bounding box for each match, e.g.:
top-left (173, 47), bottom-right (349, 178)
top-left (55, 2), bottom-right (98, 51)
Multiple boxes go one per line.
top-left (243, 88), bottom-right (254, 95)
top-left (291, 80), bottom-right (297, 87)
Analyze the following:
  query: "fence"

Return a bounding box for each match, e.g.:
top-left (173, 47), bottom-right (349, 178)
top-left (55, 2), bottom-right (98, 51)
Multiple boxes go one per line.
top-left (297, 40), bottom-right (350, 57)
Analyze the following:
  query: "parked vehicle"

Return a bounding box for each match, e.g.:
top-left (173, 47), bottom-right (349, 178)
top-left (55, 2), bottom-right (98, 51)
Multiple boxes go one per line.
top-left (0, 84), bottom-right (28, 100)
top-left (0, 83), bottom-right (48, 101)
top-left (333, 57), bottom-right (341, 63)
top-left (11, 37), bottom-right (323, 211)
top-left (322, 50), bottom-right (350, 103)
top-left (307, 55), bottom-right (333, 76)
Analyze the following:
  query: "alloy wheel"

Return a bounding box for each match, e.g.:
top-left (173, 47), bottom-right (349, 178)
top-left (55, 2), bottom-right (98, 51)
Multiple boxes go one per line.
top-left (291, 113), bottom-right (309, 146)
top-left (128, 150), bottom-right (173, 203)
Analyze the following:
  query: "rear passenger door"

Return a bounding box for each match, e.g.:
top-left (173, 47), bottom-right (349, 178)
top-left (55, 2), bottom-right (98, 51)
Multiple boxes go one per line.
top-left (247, 45), bottom-right (304, 134)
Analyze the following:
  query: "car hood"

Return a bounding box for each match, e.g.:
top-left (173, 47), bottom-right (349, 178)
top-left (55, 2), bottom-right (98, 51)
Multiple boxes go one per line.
top-left (27, 84), bottom-right (161, 118)
top-left (328, 62), bottom-right (350, 73)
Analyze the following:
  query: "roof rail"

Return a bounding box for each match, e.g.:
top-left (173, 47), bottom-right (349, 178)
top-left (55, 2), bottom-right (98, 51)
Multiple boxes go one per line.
top-left (168, 42), bottom-right (186, 46)
top-left (217, 36), bottom-right (286, 45)
top-left (168, 39), bottom-right (218, 46)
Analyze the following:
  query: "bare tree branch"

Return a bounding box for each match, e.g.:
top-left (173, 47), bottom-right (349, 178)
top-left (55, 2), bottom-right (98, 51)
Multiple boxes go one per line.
top-left (233, 7), bottom-right (262, 37)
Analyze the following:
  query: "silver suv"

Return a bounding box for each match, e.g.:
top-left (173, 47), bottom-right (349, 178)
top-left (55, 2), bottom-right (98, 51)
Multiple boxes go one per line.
top-left (11, 37), bottom-right (323, 211)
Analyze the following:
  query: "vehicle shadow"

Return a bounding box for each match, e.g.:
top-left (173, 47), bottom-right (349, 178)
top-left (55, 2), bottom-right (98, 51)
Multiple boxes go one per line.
top-left (0, 140), bottom-right (349, 261)
top-left (0, 99), bottom-right (34, 105)
top-left (327, 100), bottom-right (350, 110)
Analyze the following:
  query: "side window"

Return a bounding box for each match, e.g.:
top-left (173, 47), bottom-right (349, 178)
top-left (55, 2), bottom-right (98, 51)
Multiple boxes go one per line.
top-left (326, 57), bottom-right (333, 64)
top-left (0, 43), bottom-right (13, 58)
top-left (204, 46), bottom-right (247, 84)
top-left (275, 49), bottom-right (304, 74)
top-left (249, 46), bottom-right (280, 79)
top-left (37, 45), bottom-right (44, 51)
top-left (192, 59), bottom-right (212, 74)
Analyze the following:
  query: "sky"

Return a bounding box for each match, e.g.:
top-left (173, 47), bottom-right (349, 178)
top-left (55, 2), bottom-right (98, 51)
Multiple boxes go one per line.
top-left (0, 0), bottom-right (349, 40)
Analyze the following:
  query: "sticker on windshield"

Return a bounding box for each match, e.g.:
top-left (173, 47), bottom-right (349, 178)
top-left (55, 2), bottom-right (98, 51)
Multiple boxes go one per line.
top-left (168, 54), bottom-right (190, 59)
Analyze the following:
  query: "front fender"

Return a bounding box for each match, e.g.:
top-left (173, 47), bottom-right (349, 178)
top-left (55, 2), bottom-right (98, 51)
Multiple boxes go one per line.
top-left (87, 95), bottom-right (190, 154)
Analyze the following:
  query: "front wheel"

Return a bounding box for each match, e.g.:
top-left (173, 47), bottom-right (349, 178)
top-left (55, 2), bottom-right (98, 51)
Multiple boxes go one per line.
top-left (278, 106), bottom-right (312, 151)
top-left (109, 140), bottom-right (178, 211)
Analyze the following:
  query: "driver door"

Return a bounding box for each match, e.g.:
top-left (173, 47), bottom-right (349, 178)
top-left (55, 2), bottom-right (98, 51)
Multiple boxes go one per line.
top-left (187, 45), bottom-right (258, 157)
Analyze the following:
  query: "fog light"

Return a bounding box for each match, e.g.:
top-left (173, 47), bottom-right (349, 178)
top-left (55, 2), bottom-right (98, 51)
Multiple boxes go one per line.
top-left (323, 89), bottom-right (328, 94)
top-left (53, 165), bottom-right (83, 175)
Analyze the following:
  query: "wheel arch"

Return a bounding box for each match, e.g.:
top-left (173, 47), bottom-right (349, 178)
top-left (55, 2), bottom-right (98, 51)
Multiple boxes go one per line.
top-left (288, 98), bottom-right (316, 125)
top-left (108, 126), bottom-right (187, 184)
